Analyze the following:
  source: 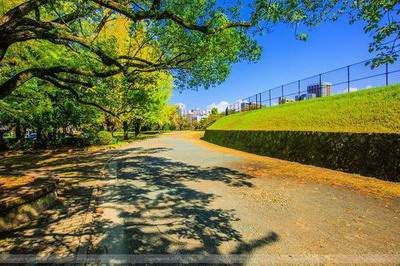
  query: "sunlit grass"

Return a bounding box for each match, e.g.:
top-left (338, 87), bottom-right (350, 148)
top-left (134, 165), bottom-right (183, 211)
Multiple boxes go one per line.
top-left (209, 84), bottom-right (400, 133)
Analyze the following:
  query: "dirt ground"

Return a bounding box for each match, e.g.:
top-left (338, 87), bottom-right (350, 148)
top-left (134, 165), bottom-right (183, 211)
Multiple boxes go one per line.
top-left (0, 131), bottom-right (399, 264)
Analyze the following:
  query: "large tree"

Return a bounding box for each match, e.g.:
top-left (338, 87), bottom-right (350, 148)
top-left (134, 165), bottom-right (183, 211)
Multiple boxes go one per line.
top-left (0, 0), bottom-right (255, 99)
top-left (1, 0), bottom-right (399, 101)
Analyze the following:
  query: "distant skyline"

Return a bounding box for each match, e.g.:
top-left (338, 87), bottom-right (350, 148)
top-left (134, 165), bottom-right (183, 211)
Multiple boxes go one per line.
top-left (170, 16), bottom-right (376, 110)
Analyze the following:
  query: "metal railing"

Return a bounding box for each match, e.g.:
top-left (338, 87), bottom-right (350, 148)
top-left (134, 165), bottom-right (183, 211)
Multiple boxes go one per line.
top-left (226, 57), bottom-right (400, 114)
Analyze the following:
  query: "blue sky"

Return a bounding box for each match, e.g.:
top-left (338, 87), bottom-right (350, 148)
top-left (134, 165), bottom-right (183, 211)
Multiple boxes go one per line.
top-left (170, 16), bottom-right (376, 110)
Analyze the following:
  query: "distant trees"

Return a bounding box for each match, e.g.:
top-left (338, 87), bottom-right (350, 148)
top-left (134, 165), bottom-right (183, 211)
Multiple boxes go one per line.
top-left (199, 111), bottom-right (224, 130)
top-left (211, 108), bottom-right (219, 115)
top-left (162, 106), bottom-right (224, 131)
top-left (0, 81), bottom-right (103, 147)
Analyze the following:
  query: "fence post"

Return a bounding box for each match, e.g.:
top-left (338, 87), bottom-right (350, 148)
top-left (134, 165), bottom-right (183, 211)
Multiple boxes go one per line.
top-left (259, 93), bottom-right (262, 109)
top-left (386, 62), bottom-right (389, 86)
top-left (319, 74), bottom-right (322, 97)
top-left (298, 80), bottom-right (301, 98)
top-left (347, 65), bottom-right (350, 93)
top-left (319, 73), bottom-right (322, 87)
top-left (269, 89), bottom-right (272, 107)
top-left (281, 85), bottom-right (284, 98)
top-left (255, 94), bottom-right (258, 109)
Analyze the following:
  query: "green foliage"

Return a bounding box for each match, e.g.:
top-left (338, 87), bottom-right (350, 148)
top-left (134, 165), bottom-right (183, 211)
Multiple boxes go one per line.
top-left (209, 84), bottom-right (400, 133)
top-left (199, 113), bottom-right (223, 130)
top-left (162, 105), bottom-right (191, 130)
top-left (81, 129), bottom-right (99, 145)
top-left (0, 80), bottom-right (103, 143)
top-left (203, 130), bottom-right (400, 181)
top-left (96, 131), bottom-right (114, 145)
top-left (211, 108), bottom-right (219, 115)
top-left (347, 0), bottom-right (400, 66)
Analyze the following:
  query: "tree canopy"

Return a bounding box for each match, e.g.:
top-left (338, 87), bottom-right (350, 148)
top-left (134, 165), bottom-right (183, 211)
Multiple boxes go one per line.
top-left (1, 0), bottom-right (399, 99)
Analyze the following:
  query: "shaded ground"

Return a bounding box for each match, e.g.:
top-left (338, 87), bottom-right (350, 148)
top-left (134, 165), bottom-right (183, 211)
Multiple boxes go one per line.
top-left (0, 132), bottom-right (399, 264)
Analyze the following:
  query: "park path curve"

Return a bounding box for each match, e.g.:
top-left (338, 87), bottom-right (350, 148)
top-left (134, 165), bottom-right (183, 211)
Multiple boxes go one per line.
top-left (89, 131), bottom-right (400, 263)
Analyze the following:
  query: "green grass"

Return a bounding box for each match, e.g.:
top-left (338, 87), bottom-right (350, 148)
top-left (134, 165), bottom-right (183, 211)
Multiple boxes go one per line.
top-left (209, 84), bottom-right (400, 133)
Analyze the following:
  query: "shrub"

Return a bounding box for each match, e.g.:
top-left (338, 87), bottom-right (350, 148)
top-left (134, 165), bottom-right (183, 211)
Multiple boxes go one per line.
top-left (58, 136), bottom-right (89, 147)
top-left (203, 130), bottom-right (400, 182)
top-left (96, 131), bottom-right (114, 145)
top-left (199, 114), bottom-right (223, 130)
top-left (81, 130), bottom-right (98, 145)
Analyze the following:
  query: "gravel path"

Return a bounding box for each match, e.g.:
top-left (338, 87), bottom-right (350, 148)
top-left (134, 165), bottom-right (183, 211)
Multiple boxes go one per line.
top-left (1, 132), bottom-right (399, 264)
top-left (90, 132), bottom-right (400, 264)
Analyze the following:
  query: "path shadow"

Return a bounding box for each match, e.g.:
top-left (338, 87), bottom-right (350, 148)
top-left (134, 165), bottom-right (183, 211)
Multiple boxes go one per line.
top-left (0, 145), bottom-right (279, 262)
top-left (0, 185), bottom-right (95, 255)
top-left (0, 148), bottom-right (117, 255)
top-left (88, 149), bottom-right (278, 262)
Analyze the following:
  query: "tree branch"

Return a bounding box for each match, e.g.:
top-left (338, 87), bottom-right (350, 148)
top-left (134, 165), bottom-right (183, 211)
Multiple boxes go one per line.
top-left (43, 76), bottom-right (117, 116)
top-left (0, 66), bottom-right (122, 98)
top-left (0, 0), bottom-right (50, 27)
top-left (151, 0), bottom-right (161, 11)
top-left (92, 0), bottom-right (252, 34)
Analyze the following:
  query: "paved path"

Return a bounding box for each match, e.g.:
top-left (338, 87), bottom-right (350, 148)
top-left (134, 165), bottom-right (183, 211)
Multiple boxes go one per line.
top-left (1, 132), bottom-right (399, 264)
top-left (90, 132), bottom-right (400, 263)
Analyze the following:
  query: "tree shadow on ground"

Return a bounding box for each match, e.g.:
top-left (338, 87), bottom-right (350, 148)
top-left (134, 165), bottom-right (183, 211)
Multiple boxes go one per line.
top-left (0, 146), bottom-right (279, 263)
top-left (0, 148), bottom-right (117, 255)
top-left (88, 149), bottom-right (279, 263)
top-left (0, 185), bottom-right (94, 255)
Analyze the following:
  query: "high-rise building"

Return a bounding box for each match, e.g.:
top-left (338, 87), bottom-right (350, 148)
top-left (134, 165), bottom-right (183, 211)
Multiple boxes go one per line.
top-left (307, 82), bottom-right (332, 97)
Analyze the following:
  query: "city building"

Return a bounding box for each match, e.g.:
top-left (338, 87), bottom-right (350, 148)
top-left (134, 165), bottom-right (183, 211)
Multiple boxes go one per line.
top-left (183, 108), bottom-right (211, 122)
top-left (307, 82), bottom-right (332, 97)
top-left (240, 101), bottom-right (260, 111)
top-left (278, 97), bottom-right (295, 104)
top-left (240, 101), bottom-right (249, 111)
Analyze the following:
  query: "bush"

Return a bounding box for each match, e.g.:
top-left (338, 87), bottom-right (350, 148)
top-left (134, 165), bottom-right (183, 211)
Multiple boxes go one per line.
top-left (58, 136), bottom-right (89, 147)
top-left (96, 131), bottom-right (114, 145)
top-left (199, 114), bottom-right (223, 129)
top-left (203, 130), bottom-right (400, 182)
top-left (5, 138), bottom-right (35, 150)
top-left (81, 130), bottom-right (97, 145)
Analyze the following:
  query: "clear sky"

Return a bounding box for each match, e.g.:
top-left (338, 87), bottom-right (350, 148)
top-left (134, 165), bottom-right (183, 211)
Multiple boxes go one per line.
top-left (170, 16), bottom-right (375, 110)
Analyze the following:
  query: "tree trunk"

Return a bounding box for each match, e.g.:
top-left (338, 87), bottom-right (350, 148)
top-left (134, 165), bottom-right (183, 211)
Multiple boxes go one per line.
top-left (123, 121), bottom-right (129, 140)
top-left (36, 126), bottom-right (43, 144)
top-left (21, 127), bottom-right (26, 141)
top-left (0, 131), bottom-right (6, 151)
top-left (134, 120), bottom-right (142, 137)
top-left (15, 122), bottom-right (23, 141)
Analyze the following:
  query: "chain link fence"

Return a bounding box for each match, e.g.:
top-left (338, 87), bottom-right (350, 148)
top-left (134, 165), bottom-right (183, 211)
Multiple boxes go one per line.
top-left (226, 58), bottom-right (400, 114)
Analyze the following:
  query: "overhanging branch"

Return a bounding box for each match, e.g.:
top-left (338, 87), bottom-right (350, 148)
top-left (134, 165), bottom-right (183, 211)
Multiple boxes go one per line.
top-left (0, 66), bottom-right (122, 98)
top-left (92, 0), bottom-right (252, 34)
top-left (43, 76), bottom-right (117, 116)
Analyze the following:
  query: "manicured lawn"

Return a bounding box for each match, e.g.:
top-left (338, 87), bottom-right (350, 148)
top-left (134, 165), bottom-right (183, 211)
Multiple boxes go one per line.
top-left (209, 84), bottom-right (400, 133)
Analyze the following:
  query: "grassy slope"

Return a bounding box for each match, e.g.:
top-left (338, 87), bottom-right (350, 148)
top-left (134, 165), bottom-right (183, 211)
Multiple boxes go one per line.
top-left (209, 84), bottom-right (400, 133)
